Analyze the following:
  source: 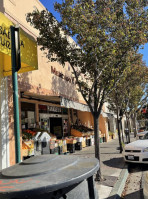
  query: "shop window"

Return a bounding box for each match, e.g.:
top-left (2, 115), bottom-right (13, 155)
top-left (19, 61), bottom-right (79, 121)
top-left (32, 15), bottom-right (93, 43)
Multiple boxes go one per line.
top-left (40, 118), bottom-right (49, 131)
top-left (21, 102), bottom-right (35, 130)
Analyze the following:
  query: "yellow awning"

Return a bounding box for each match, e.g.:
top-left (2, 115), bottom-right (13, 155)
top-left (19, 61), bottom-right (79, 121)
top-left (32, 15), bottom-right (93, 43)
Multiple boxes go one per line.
top-left (0, 12), bottom-right (38, 76)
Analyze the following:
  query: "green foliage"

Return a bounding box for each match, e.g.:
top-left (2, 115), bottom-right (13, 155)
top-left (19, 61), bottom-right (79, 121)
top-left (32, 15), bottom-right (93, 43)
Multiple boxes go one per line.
top-left (26, 1), bottom-right (148, 117)
top-left (107, 52), bottom-right (148, 118)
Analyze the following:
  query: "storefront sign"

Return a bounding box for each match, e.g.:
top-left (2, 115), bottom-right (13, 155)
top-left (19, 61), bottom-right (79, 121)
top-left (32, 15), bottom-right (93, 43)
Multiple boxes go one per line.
top-left (0, 12), bottom-right (38, 76)
top-left (39, 105), bottom-right (61, 113)
top-left (48, 106), bottom-right (61, 113)
top-left (51, 66), bottom-right (75, 84)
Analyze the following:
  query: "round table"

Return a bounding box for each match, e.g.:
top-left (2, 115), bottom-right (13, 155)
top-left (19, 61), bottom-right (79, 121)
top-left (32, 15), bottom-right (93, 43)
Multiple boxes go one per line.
top-left (0, 155), bottom-right (99, 199)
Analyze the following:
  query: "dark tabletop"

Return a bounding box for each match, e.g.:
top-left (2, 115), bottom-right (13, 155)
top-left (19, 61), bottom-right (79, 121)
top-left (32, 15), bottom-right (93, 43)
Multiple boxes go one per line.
top-left (0, 155), bottom-right (99, 198)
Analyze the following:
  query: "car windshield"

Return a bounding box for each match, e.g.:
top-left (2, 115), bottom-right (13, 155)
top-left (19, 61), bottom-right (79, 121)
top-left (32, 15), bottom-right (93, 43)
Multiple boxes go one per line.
top-left (143, 133), bottom-right (148, 140)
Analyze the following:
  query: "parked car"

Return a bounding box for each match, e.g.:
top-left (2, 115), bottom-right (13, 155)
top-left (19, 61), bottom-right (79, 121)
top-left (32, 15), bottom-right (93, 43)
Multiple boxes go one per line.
top-left (143, 171), bottom-right (148, 199)
top-left (123, 133), bottom-right (148, 163)
top-left (136, 131), bottom-right (148, 140)
top-left (138, 126), bottom-right (148, 132)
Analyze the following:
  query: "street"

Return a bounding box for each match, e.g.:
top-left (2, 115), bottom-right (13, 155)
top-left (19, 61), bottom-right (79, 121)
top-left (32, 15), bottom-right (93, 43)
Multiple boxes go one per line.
top-left (121, 163), bottom-right (147, 199)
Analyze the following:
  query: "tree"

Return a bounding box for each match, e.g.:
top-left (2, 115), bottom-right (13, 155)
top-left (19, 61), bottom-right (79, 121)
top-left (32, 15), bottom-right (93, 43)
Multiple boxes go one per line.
top-left (126, 85), bottom-right (148, 137)
top-left (138, 84), bottom-right (148, 118)
top-left (123, 63), bottom-right (148, 138)
top-left (108, 53), bottom-right (148, 151)
top-left (27, 0), bottom-right (148, 180)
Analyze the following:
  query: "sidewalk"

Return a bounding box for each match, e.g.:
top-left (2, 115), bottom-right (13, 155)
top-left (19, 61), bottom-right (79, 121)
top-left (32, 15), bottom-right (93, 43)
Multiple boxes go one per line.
top-left (72, 135), bottom-right (136, 199)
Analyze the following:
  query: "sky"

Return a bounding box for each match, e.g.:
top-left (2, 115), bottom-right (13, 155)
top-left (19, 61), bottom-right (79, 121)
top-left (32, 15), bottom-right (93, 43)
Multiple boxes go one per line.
top-left (40, 0), bottom-right (148, 66)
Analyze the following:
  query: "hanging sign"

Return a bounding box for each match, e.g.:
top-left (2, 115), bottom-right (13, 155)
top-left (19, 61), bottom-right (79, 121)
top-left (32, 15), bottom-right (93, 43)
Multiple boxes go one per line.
top-left (0, 12), bottom-right (38, 76)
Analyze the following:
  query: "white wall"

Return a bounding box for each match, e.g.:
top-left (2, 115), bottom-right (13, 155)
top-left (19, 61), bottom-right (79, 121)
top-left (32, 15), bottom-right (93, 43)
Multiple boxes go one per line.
top-left (0, 0), bottom-right (10, 169)
top-left (0, 75), bottom-right (9, 169)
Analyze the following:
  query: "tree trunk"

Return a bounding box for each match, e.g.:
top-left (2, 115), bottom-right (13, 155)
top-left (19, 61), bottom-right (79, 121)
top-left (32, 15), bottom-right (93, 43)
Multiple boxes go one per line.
top-left (117, 109), bottom-right (123, 153)
top-left (125, 116), bottom-right (129, 143)
top-left (120, 119), bottom-right (124, 144)
top-left (133, 112), bottom-right (137, 137)
top-left (93, 114), bottom-right (102, 181)
top-left (127, 118), bottom-right (131, 143)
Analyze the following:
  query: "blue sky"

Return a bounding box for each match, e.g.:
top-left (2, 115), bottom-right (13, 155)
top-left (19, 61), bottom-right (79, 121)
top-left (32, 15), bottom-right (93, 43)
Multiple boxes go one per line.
top-left (40, 0), bottom-right (148, 66)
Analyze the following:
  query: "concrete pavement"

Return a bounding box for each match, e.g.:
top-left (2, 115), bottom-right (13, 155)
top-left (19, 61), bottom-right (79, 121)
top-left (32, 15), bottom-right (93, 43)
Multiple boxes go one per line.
top-left (72, 135), bottom-right (136, 199)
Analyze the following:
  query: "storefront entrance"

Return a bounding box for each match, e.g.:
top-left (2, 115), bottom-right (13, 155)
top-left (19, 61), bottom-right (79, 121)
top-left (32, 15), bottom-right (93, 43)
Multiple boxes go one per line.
top-left (50, 118), bottom-right (63, 138)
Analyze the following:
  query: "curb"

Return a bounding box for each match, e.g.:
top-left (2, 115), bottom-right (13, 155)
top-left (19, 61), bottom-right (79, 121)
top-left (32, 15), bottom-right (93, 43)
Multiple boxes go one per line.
top-left (108, 164), bottom-right (129, 199)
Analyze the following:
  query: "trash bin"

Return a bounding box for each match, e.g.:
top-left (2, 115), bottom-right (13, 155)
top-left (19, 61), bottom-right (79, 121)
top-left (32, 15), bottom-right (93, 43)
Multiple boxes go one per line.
top-left (124, 128), bottom-right (129, 143)
top-left (34, 132), bottom-right (51, 155)
top-left (124, 128), bottom-right (129, 134)
top-left (0, 155), bottom-right (99, 199)
top-left (33, 132), bottom-right (42, 155)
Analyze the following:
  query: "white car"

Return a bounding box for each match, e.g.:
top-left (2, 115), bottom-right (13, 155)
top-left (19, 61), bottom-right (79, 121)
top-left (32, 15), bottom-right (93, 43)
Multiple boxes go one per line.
top-left (123, 133), bottom-right (148, 163)
top-left (136, 131), bottom-right (148, 140)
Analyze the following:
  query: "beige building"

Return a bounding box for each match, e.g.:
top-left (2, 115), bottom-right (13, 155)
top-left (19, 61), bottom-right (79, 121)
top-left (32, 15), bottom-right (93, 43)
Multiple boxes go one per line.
top-left (0, 0), bottom-right (116, 168)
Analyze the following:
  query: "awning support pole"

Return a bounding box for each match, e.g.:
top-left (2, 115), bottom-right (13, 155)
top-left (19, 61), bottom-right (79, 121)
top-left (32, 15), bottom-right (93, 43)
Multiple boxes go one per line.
top-left (11, 26), bottom-right (21, 163)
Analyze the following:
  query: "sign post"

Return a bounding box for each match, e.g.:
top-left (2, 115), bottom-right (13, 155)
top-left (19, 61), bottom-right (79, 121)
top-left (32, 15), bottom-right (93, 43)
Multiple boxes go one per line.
top-left (10, 26), bottom-right (21, 163)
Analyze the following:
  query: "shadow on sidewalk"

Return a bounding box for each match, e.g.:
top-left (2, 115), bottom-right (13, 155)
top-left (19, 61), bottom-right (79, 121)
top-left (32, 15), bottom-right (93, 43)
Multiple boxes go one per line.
top-left (103, 157), bottom-right (124, 169)
top-left (107, 189), bottom-right (144, 199)
top-left (128, 163), bottom-right (148, 173)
